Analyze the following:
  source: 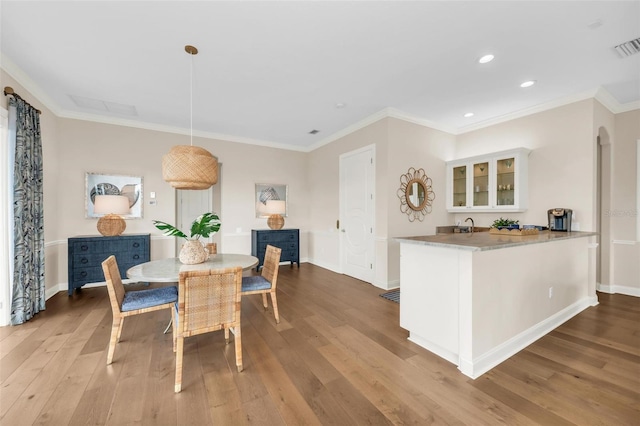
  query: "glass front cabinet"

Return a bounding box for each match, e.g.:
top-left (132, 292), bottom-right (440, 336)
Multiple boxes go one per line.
top-left (446, 148), bottom-right (530, 212)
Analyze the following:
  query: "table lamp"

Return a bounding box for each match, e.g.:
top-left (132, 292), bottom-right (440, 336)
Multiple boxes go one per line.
top-left (94, 195), bottom-right (130, 236)
top-left (264, 200), bottom-right (286, 230)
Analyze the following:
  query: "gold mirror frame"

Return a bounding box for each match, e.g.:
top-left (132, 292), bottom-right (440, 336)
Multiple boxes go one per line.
top-left (397, 167), bottom-right (435, 222)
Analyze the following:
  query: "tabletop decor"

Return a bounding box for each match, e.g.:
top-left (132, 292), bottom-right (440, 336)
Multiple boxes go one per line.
top-left (153, 212), bottom-right (221, 264)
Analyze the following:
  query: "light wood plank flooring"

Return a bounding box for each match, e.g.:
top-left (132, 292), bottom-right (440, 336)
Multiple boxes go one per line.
top-left (1, 263), bottom-right (638, 425)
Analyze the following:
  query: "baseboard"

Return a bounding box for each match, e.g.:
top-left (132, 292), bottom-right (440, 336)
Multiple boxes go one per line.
top-left (307, 258), bottom-right (340, 274)
top-left (47, 279), bottom-right (141, 300)
top-left (408, 335), bottom-right (458, 366)
top-left (458, 296), bottom-right (598, 379)
top-left (597, 283), bottom-right (640, 297)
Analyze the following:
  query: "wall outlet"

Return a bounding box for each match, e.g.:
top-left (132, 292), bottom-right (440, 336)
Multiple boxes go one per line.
top-left (548, 287), bottom-right (553, 299)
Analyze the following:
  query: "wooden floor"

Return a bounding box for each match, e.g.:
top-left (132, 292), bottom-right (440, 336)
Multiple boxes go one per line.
top-left (1, 263), bottom-right (638, 425)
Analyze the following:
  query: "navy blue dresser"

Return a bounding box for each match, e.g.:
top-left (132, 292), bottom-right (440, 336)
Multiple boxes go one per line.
top-left (251, 229), bottom-right (299, 271)
top-left (68, 234), bottom-right (150, 295)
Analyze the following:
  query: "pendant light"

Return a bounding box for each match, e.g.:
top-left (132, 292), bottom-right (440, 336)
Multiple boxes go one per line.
top-left (162, 45), bottom-right (218, 190)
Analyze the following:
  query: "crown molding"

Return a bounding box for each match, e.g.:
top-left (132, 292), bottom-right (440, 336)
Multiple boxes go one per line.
top-left (385, 107), bottom-right (458, 135)
top-left (594, 87), bottom-right (640, 114)
top-left (3, 53), bottom-right (637, 151)
top-left (306, 108), bottom-right (390, 152)
top-left (1, 54), bottom-right (62, 116)
top-left (456, 88), bottom-right (602, 135)
top-left (56, 109), bottom-right (306, 152)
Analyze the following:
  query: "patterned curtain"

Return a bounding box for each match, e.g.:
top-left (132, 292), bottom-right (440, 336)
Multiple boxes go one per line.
top-left (9, 97), bottom-right (45, 325)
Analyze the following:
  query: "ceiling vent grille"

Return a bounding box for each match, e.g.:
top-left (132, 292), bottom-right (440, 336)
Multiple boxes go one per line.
top-left (614, 38), bottom-right (640, 58)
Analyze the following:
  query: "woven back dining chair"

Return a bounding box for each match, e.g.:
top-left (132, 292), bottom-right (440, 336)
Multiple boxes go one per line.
top-left (205, 242), bottom-right (217, 255)
top-left (241, 244), bottom-right (282, 324)
top-left (173, 266), bottom-right (243, 393)
top-left (101, 255), bottom-right (178, 365)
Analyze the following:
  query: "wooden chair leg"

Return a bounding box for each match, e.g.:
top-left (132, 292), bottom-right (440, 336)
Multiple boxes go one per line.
top-left (270, 291), bottom-right (280, 324)
top-left (261, 293), bottom-right (268, 310)
top-left (116, 318), bottom-right (124, 342)
top-left (172, 312), bottom-right (177, 353)
top-left (107, 318), bottom-right (121, 365)
top-left (175, 336), bottom-right (184, 393)
top-left (234, 325), bottom-right (243, 372)
top-left (224, 327), bottom-right (230, 344)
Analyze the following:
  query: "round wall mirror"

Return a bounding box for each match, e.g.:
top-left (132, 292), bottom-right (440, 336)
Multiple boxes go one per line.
top-left (397, 167), bottom-right (435, 222)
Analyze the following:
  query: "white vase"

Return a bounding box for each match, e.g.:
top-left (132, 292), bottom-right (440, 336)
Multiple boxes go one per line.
top-left (179, 239), bottom-right (208, 264)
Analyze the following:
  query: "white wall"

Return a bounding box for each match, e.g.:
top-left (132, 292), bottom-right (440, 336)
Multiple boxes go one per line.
top-left (454, 100), bottom-right (596, 230)
top-left (3, 66), bottom-right (638, 296)
top-left (608, 110), bottom-right (640, 294)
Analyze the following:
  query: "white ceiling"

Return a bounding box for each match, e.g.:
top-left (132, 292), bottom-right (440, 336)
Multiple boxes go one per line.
top-left (1, 1), bottom-right (639, 151)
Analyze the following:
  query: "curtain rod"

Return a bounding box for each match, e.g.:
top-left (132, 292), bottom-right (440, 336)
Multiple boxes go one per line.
top-left (3, 86), bottom-right (42, 115)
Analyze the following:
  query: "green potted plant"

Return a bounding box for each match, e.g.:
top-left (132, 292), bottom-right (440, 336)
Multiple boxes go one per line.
top-left (153, 212), bottom-right (221, 264)
top-left (491, 217), bottom-right (519, 230)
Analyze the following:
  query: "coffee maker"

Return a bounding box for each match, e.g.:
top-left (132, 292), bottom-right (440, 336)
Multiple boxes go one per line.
top-left (548, 208), bottom-right (572, 231)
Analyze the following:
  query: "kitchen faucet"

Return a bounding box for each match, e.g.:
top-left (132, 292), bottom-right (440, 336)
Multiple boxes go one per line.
top-left (465, 217), bottom-right (475, 234)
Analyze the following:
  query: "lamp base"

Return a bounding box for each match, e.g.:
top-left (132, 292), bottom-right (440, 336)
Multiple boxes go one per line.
top-left (267, 214), bottom-right (284, 230)
top-left (97, 214), bottom-right (126, 236)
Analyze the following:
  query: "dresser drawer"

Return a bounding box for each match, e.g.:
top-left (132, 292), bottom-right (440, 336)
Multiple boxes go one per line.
top-left (251, 229), bottom-right (299, 271)
top-left (256, 230), bottom-right (297, 243)
top-left (68, 234), bottom-right (150, 295)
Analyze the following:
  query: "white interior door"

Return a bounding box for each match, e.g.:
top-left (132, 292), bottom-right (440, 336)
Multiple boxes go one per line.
top-left (340, 145), bottom-right (375, 283)
top-left (176, 188), bottom-right (213, 255)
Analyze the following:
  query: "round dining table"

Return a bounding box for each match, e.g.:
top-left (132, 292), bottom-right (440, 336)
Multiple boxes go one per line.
top-left (126, 253), bottom-right (259, 282)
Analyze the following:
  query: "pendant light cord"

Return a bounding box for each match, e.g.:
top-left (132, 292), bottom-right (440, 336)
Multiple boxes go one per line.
top-left (190, 51), bottom-right (193, 146)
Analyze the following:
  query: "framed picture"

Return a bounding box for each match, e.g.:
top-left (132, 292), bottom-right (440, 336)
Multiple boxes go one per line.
top-left (85, 172), bottom-right (143, 219)
top-left (255, 183), bottom-right (288, 218)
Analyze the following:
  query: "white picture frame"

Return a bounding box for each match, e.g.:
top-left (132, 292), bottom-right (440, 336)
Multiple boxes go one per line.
top-left (85, 172), bottom-right (143, 219)
top-left (255, 183), bottom-right (288, 218)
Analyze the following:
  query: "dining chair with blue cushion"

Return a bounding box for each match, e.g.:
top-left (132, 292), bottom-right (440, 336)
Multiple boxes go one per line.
top-left (174, 266), bottom-right (243, 392)
top-left (241, 244), bottom-right (282, 323)
top-left (101, 255), bottom-right (177, 365)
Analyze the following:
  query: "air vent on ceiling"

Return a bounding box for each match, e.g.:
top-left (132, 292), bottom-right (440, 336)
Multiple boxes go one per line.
top-left (309, 129), bottom-right (320, 135)
top-left (614, 38), bottom-right (640, 58)
top-left (69, 95), bottom-right (138, 116)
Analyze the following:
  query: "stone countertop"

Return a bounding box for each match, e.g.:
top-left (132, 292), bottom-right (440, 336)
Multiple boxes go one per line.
top-left (395, 230), bottom-right (597, 251)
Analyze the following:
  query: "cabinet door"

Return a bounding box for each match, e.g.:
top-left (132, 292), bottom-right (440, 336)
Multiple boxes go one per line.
top-left (495, 156), bottom-right (516, 208)
top-left (451, 164), bottom-right (468, 208)
top-left (472, 161), bottom-right (490, 207)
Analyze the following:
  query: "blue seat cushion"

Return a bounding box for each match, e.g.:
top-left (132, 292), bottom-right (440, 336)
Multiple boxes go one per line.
top-left (121, 285), bottom-right (178, 312)
top-left (241, 276), bottom-right (272, 292)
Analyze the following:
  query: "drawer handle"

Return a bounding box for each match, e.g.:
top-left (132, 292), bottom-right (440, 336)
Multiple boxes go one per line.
top-left (133, 242), bottom-right (140, 248)
top-left (133, 254), bottom-right (139, 260)
top-left (81, 258), bottom-right (89, 264)
top-left (80, 271), bottom-right (87, 278)
top-left (81, 245), bottom-right (89, 251)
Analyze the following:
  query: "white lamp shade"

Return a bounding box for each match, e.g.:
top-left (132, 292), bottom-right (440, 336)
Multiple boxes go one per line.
top-left (264, 200), bottom-right (286, 215)
top-left (94, 195), bottom-right (130, 215)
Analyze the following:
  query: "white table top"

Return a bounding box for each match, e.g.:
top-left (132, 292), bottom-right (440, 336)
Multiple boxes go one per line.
top-left (126, 254), bottom-right (259, 282)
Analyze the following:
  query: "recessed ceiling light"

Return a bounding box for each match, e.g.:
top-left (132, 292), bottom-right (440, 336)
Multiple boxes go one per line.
top-left (478, 54), bottom-right (495, 64)
top-left (335, 102), bottom-right (346, 109)
top-left (520, 80), bottom-right (536, 88)
top-left (464, 112), bottom-right (474, 118)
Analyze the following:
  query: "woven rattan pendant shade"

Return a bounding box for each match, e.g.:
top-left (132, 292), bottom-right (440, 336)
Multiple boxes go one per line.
top-left (162, 145), bottom-right (218, 189)
top-left (162, 45), bottom-right (218, 190)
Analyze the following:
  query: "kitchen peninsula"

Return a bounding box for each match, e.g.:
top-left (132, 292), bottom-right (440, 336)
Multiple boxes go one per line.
top-left (396, 230), bottom-right (598, 379)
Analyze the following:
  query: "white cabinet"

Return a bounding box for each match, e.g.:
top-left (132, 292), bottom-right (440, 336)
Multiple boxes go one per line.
top-left (446, 148), bottom-right (530, 213)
